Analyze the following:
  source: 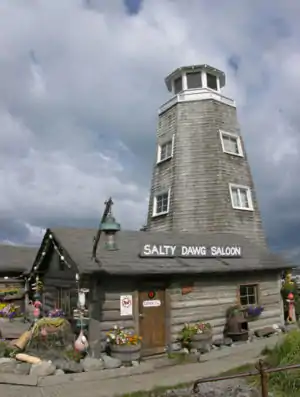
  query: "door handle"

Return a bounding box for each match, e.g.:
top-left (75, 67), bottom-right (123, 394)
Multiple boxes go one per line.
top-left (139, 313), bottom-right (144, 318)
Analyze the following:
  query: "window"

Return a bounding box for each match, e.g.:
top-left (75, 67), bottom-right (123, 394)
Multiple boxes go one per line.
top-left (239, 284), bottom-right (258, 306)
top-left (220, 130), bottom-right (243, 157)
top-left (56, 287), bottom-right (78, 316)
top-left (157, 138), bottom-right (173, 163)
top-left (153, 191), bottom-right (170, 216)
top-left (229, 184), bottom-right (253, 211)
top-left (207, 73), bottom-right (218, 90)
top-left (174, 76), bottom-right (183, 94)
top-left (186, 71), bottom-right (202, 89)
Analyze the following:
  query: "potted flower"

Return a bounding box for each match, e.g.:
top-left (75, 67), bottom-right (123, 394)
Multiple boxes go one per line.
top-left (107, 325), bottom-right (142, 363)
top-left (179, 322), bottom-right (212, 352)
top-left (244, 305), bottom-right (264, 321)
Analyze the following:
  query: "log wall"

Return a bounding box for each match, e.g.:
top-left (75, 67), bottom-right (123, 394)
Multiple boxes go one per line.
top-left (88, 276), bottom-right (137, 344)
top-left (168, 270), bottom-right (284, 343)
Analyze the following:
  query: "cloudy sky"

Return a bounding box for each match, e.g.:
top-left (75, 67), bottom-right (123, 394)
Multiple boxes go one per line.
top-left (0, 0), bottom-right (299, 261)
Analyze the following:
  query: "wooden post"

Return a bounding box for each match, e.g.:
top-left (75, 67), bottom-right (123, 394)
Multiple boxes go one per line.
top-left (257, 360), bottom-right (269, 397)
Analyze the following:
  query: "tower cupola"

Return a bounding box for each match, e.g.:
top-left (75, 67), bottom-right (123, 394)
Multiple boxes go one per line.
top-left (165, 64), bottom-right (226, 95)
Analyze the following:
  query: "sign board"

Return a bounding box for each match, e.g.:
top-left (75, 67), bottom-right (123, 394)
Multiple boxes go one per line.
top-left (120, 295), bottom-right (133, 316)
top-left (140, 244), bottom-right (242, 258)
top-left (143, 299), bottom-right (161, 307)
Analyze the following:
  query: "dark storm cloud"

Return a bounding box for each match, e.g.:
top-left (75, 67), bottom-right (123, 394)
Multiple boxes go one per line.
top-left (0, 0), bottom-right (299, 262)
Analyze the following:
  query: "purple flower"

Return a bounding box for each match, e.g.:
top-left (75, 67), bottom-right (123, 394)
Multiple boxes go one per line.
top-left (247, 306), bottom-right (264, 316)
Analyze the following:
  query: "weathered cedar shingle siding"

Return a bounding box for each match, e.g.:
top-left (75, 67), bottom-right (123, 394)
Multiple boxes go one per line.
top-left (147, 105), bottom-right (177, 231)
top-left (147, 99), bottom-right (266, 246)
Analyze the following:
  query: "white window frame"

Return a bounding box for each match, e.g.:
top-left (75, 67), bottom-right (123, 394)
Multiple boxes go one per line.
top-left (157, 135), bottom-right (174, 164)
top-left (229, 183), bottom-right (254, 211)
top-left (152, 189), bottom-right (171, 217)
top-left (220, 130), bottom-right (244, 157)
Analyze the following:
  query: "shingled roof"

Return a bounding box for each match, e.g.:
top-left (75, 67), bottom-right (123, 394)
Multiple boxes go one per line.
top-left (39, 228), bottom-right (292, 276)
top-left (0, 244), bottom-right (38, 274)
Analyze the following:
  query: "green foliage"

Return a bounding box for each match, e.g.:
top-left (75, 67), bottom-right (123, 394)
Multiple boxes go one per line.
top-left (265, 330), bottom-right (300, 395)
top-left (63, 348), bottom-right (84, 362)
top-left (0, 341), bottom-right (16, 358)
top-left (225, 305), bottom-right (242, 318)
top-left (178, 321), bottom-right (211, 349)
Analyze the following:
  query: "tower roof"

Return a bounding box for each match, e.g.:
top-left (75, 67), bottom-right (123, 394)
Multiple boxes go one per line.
top-left (165, 64), bottom-right (226, 92)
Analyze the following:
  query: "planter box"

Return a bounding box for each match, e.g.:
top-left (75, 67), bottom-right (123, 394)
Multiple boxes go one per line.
top-left (110, 343), bottom-right (141, 363)
top-left (190, 332), bottom-right (212, 353)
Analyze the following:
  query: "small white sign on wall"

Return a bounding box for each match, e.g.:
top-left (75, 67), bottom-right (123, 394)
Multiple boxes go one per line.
top-left (120, 295), bottom-right (133, 316)
top-left (143, 299), bottom-right (161, 307)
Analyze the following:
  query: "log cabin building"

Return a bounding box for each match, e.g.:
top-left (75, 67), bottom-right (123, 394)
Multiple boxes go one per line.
top-left (28, 63), bottom-right (291, 356)
top-left (0, 244), bottom-right (37, 338)
top-left (29, 228), bottom-right (289, 356)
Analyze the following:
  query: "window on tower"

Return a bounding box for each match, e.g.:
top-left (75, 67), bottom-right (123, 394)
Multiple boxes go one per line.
top-left (174, 76), bottom-right (183, 94)
top-left (153, 191), bottom-right (170, 217)
top-left (206, 72), bottom-right (218, 90)
top-left (186, 71), bottom-right (202, 89)
top-left (157, 138), bottom-right (174, 164)
top-left (220, 130), bottom-right (244, 157)
top-left (229, 184), bottom-right (254, 211)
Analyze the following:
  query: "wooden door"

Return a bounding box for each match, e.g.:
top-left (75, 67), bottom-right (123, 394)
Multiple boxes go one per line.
top-left (138, 288), bottom-right (166, 356)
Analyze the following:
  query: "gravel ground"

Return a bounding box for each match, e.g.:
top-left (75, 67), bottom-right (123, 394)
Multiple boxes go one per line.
top-left (162, 379), bottom-right (263, 397)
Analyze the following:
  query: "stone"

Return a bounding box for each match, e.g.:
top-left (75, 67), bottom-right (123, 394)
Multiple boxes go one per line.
top-left (81, 356), bottom-right (104, 372)
top-left (189, 348), bottom-right (198, 354)
top-left (254, 327), bottom-right (276, 338)
top-left (53, 358), bottom-right (83, 374)
top-left (0, 357), bottom-right (18, 373)
top-left (102, 354), bottom-right (122, 369)
top-left (14, 362), bottom-right (31, 375)
top-left (223, 337), bottom-right (233, 346)
top-left (30, 361), bottom-right (56, 377)
top-left (89, 339), bottom-right (106, 359)
top-left (55, 369), bottom-right (65, 375)
top-left (131, 360), bottom-right (140, 366)
top-left (170, 342), bottom-right (181, 351)
top-left (180, 348), bottom-right (189, 354)
top-left (213, 339), bottom-right (224, 347)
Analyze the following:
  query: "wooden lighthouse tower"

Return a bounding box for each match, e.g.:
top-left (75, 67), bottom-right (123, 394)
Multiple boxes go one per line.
top-left (146, 64), bottom-right (266, 245)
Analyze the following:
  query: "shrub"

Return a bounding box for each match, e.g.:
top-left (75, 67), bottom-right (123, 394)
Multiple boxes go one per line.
top-left (265, 330), bottom-right (300, 395)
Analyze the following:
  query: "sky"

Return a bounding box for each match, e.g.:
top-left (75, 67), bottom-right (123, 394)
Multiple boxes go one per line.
top-left (0, 0), bottom-right (299, 262)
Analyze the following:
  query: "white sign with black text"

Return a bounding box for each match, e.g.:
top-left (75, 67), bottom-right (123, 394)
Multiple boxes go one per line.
top-left (120, 295), bottom-right (133, 316)
top-left (142, 299), bottom-right (161, 307)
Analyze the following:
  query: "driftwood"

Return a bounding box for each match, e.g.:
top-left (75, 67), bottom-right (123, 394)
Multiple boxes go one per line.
top-left (15, 353), bottom-right (41, 364)
top-left (13, 330), bottom-right (32, 350)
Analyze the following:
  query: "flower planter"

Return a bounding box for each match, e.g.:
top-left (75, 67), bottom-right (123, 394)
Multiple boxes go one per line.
top-left (226, 330), bottom-right (248, 342)
top-left (110, 343), bottom-right (141, 363)
top-left (190, 332), bottom-right (212, 352)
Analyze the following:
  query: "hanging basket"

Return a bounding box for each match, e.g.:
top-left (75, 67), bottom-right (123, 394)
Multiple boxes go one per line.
top-left (110, 343), bottom-right (141, 363)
